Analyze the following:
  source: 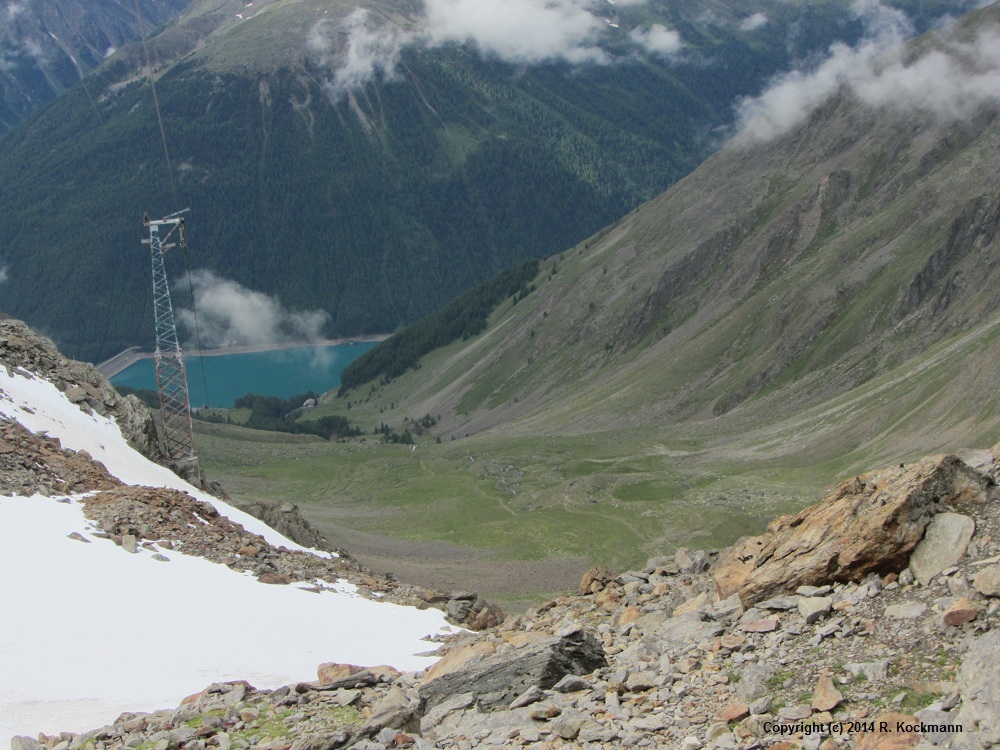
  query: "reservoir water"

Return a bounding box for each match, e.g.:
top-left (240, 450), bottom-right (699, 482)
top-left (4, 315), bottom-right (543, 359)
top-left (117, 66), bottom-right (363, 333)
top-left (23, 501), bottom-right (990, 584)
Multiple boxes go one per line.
top-left (110, 342), bottom-right (379, 408)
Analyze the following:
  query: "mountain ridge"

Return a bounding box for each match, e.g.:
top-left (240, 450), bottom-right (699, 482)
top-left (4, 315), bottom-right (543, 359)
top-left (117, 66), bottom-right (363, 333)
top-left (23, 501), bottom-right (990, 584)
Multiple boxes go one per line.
top-left (323, 1), bottom-right (1000, 465)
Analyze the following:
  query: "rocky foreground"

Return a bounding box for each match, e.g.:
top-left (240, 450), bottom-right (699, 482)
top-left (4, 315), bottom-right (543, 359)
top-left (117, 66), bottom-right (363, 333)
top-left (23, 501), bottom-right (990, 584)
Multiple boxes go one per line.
top-left (4, 319), bottom-right (1000, 750)
top-left (10, 449), bottom-right (1000, 750)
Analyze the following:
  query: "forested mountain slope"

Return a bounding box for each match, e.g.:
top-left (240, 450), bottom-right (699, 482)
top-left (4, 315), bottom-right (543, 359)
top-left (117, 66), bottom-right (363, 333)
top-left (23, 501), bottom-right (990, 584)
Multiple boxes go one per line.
top-left (0, 0), bottom-right (967, 361)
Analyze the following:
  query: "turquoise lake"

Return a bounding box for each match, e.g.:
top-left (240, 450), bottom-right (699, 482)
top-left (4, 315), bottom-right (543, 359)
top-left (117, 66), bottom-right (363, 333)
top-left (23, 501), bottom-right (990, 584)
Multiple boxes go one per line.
top-left (110, 342), bottom-right (379, 408)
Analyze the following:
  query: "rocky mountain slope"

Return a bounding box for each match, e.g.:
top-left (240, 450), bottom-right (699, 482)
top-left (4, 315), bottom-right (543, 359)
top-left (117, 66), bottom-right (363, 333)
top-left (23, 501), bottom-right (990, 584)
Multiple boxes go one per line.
top-left (15, 413), bottom-right (1000, 749)
top-left (0, 0), bottom-right (970, 361)
top-left (326, 1), bottom-right (1000, 467)
top-left (0, 0), bottom-right (189, 132)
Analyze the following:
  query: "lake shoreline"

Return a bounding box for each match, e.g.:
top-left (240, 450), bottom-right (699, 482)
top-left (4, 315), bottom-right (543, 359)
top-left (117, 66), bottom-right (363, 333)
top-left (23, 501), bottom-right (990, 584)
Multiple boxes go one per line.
top-left (95, 335), bottom-right (390, 379)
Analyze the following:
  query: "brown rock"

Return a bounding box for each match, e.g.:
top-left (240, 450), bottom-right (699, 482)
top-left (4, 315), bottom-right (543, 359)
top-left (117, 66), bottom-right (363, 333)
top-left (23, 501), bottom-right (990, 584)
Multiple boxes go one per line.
top-left (942, 597), bottom-right (977, 627)
top-left (579, 565), bottom-right (617, 595)
top-left (423, 641), bottom-right (497, 682)
top-left (739, 618), bottom-right (779, 633)
top-left (675, 657), bottom-right (700, 673)
top-left (857, 713), bottom-right (920, 750)
top-left (811, 675), bottom-right (843, 712)
top-left (673, 592), bottom-right (709, 616)
top-left (713, 703), bottom-right (750, 723)
top-left (180, 688), bottom-right (209, 706)
top-left (973, 564), bottom-right (1000, 597)
top-left (529, 704), bottom-right (561, 720)
top-left (317, 663), bottom-right (365, 683)
top-left (720, 634), bottom-right (746, 650)
top-left (258, 573), bottom-right (292, 585)
top-left (595, 588), bottom-right (620, 610)
top-left (713, 456), bottom-right (990, 606)
top-left (617, 606), bottom-right (644, 627)
top-left (908, 680), bottom-right (957, 694)
top-left (464, 600), bottom-right (505, 630)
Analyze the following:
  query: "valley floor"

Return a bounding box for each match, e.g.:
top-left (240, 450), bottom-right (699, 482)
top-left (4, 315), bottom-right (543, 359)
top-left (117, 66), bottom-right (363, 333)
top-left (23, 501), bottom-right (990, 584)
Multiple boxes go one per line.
top-left (300, 515), bottom-right (589, 613)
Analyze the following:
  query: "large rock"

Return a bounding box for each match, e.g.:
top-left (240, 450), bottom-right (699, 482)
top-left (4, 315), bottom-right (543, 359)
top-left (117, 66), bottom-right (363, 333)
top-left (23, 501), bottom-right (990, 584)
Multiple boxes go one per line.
top-left (950, 630), bottom-right (1000, 749)
top-left (579, 565), bottom-right (617, 595)
top-left (908, 512), bottom-right (976, 585)
top-left (735, 663), bottom-right (775, 703)
top-left (973, 564), bottom-right (1000, 597)
top-left (713, 456), bottom-right (991, 606)
top-left (362, 686), bottom-right (419, 734)
top-left (423, 641), bottom-right (497, 682)
top-left (232, 500), bottom-right (330, 551)
top-left (418, 629), bottom-right (607, 713)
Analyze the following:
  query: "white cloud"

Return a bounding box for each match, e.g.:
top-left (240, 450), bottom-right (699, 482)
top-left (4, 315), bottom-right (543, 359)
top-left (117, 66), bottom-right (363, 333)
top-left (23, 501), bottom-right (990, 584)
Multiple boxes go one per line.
top-left (735, 5), bottom-right (1000, 144)
top-left (5, 1), bottom-right (25, 20)
top-left (177, 270), bottom-right (330, 348)
top-left (739, 13), bottom-right (768, 32)
top-left (629, 24), bottom-right (683, 56)
top-left (0, 267), bottom-right (8, 285)
top-left (735, 38), bottom-right (889, 142)
top-left (22, 38), bottom-right (47, 63)
top-left (851, 0), bottom-right (914, 39)
top-left (308, 10), bottom-right (412, 100)
top-left (309, 0), bottom-right (664, 99)
top-left (422, 0), bottom-right (608, 64)
top-left (854, 28), bottom-right (1000, 116)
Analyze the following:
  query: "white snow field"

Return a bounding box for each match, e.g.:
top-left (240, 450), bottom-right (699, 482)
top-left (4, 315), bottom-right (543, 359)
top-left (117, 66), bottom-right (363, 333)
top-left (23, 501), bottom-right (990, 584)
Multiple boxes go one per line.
top-left (0, 369), bottom-right (453, 747)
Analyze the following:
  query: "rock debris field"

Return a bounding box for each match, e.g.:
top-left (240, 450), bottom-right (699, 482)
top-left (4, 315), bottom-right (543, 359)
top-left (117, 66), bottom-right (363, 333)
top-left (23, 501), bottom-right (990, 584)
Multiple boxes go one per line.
top-left (2, 320), bottom-right (1000, 750)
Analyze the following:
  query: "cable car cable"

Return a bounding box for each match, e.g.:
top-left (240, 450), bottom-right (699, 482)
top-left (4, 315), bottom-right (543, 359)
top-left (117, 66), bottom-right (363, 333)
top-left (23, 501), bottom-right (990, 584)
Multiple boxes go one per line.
top-left (132, 1), bottom-right (211, 408)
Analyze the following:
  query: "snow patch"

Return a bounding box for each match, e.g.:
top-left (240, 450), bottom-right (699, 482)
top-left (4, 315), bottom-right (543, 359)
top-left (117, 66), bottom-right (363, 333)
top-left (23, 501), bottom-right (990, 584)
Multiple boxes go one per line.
top-left (0, 368), bottom-right (455, 746)
top-left (0, 367), bottom-right (329, 555)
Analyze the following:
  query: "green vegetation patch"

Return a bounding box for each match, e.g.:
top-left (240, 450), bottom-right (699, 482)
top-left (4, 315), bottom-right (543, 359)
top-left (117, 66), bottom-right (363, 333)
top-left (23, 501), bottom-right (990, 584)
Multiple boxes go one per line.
top-left (339, 260), bottom-right (540, 393)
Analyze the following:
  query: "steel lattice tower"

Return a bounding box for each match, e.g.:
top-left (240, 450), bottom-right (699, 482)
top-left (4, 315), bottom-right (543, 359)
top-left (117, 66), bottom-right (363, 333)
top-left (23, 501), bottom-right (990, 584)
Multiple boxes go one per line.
top-left (143, 213), bottom-right (196, 462)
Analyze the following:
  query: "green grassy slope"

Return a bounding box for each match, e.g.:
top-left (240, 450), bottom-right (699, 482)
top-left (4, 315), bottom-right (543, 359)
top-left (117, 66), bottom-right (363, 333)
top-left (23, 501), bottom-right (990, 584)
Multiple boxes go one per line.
top-left (190, 6), bottom-right (1000, 604)
top-left (327, 3), bottom-right (1000, 455)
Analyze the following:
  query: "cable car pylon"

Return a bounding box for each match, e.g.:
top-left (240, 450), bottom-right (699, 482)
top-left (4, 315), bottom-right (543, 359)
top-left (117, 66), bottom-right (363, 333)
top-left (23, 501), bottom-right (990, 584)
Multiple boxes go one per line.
top-left (142, 210), bottom-right (199, 474)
